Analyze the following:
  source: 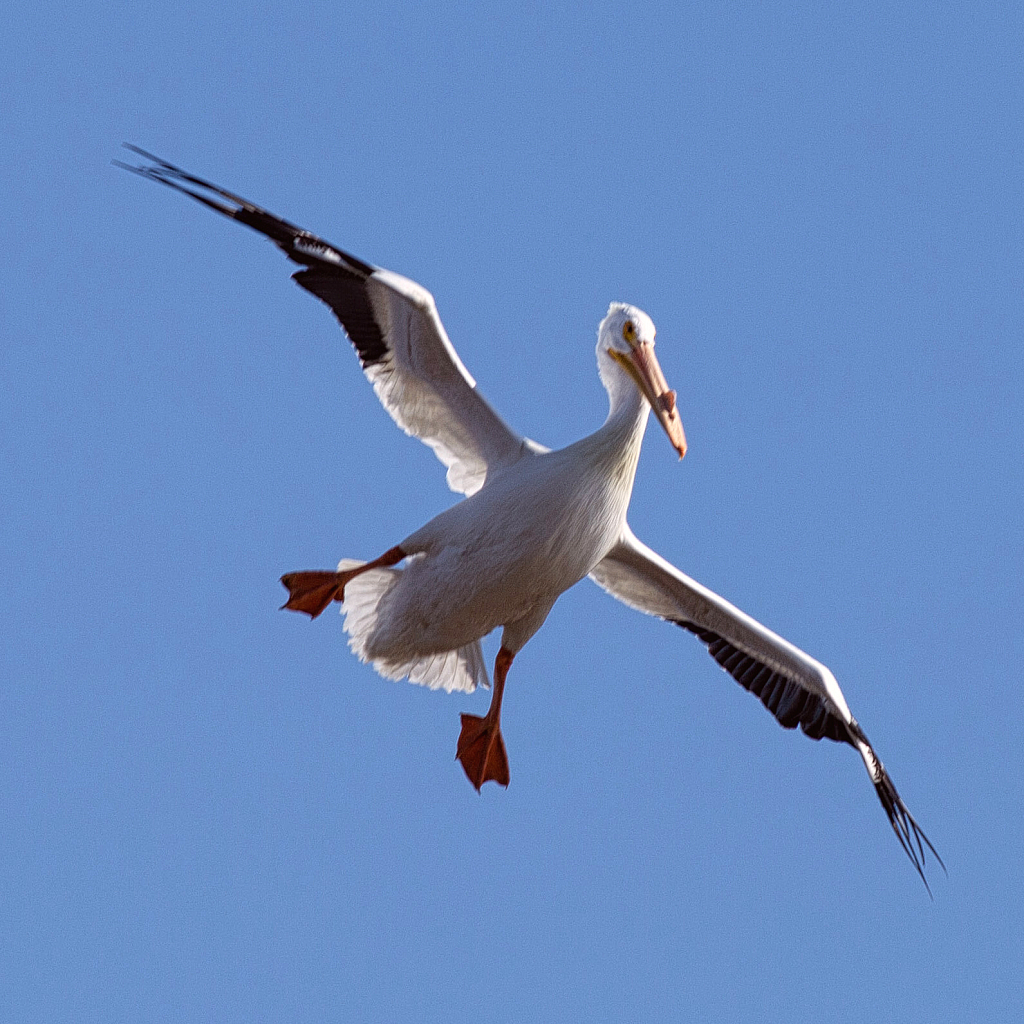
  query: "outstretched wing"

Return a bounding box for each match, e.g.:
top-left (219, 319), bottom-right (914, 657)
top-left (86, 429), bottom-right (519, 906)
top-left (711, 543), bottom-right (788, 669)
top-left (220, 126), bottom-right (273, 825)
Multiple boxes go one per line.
top-left (118, 146), bottom-right (536, 495)
top-left (589, 526), bottom-right (943, 890)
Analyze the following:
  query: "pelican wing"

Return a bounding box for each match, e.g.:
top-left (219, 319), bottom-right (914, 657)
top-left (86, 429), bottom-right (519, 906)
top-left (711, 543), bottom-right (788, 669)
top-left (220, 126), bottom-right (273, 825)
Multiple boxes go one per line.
top-left (590, 526), bottom-right (942, 888)
top-left (119, 146), bottom-right (533, 495)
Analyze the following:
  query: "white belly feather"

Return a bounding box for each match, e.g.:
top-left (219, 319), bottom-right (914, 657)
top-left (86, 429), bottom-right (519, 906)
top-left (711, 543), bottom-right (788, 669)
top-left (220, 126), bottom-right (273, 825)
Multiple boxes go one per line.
top-left (354, 428), bottom-right (644, 678)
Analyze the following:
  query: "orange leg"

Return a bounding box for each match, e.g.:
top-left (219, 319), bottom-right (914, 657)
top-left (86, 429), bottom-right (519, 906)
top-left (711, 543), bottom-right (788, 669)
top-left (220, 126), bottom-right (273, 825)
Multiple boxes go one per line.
top-left (279, 545), bottom-right (405, 619)
top-left (456, 647), bottom-right (514, 790)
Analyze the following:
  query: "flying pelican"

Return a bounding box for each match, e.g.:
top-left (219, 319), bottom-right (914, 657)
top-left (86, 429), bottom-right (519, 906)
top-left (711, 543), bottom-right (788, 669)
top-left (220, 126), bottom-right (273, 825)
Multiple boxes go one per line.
top-left (119, 145), bottom-right (942, 889)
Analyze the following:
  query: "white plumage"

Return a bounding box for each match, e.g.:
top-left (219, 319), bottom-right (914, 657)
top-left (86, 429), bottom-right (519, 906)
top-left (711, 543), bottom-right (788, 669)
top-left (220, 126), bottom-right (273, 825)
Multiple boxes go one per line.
top-left (357, 312), bottom-right (655, 678)
top-left (338, 559), bottom-right (490, 694)
top-left (121, 146), bottom-right (942, 891)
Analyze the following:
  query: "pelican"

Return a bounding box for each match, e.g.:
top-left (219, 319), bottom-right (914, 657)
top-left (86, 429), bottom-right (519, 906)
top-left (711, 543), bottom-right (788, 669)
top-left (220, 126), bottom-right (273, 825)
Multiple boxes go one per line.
top-left (119, 146), bottom-right (942, 889)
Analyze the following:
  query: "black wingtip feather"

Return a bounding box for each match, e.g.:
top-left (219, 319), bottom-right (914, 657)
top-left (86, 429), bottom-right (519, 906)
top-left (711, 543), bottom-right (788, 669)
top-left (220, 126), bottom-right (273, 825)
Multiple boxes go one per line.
top-left (117, 146), bottom-right (394, 407)
top-left (873, 765), bottom-right (945, 896)
top-left (672, 617), bottom-right (943, 893)
top-left (847, 721), bottom-right (945, 893)
top-left (116, 145), bottom-right (378, 277)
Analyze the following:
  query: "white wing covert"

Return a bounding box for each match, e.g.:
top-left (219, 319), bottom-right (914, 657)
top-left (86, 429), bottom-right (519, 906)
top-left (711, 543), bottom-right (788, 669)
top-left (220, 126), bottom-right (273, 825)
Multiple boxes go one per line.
top-left (118, 146), bottom-right (533, 495)
top-left (590, 526), bottom-right (943, 889)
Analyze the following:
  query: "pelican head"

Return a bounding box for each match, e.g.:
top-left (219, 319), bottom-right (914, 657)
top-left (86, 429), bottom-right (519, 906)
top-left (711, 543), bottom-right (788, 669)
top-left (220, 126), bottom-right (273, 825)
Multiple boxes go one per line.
top-left (598, 303), bottom-right (687, 458)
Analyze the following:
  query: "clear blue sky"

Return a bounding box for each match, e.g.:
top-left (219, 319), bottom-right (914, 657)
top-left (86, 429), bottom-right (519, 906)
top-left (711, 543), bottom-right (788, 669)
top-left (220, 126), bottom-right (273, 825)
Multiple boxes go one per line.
top-left (3, 2), bottom-right (1022, 1020)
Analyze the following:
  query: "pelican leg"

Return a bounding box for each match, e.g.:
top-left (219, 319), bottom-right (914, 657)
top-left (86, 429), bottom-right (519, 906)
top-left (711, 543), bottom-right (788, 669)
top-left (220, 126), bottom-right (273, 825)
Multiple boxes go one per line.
top-left (279, 545), bottom-right (405, 619)
top-left (456, 647), bottom-right (513, 790)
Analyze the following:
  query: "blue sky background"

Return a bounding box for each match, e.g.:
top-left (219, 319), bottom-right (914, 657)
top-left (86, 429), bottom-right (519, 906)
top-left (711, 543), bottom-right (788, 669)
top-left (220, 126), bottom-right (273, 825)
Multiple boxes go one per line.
top-left (3, 1), bottom-right (1022, 1020)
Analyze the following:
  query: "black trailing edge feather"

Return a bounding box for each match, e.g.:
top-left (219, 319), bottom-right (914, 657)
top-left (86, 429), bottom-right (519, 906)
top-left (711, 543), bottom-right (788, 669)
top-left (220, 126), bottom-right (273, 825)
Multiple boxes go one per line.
top-left (116, 145), bottom-right (389, 369)
top-left (673, 620), bottom-right (851, 743)
top-left (672, 618), bottom-right (944, 892)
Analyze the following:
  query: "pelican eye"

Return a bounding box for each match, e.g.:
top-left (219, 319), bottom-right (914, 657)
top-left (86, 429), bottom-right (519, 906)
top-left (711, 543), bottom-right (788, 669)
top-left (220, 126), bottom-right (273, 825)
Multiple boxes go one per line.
top-left (622, 320), bottom-right (637, 343)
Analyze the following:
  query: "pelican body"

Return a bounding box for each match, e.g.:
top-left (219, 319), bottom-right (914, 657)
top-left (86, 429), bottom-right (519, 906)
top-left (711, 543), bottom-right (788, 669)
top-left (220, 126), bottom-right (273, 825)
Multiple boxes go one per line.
top-left (373, 330), bottom-right (661, 669)
top-left (120, 146), bottom-right (941, 890)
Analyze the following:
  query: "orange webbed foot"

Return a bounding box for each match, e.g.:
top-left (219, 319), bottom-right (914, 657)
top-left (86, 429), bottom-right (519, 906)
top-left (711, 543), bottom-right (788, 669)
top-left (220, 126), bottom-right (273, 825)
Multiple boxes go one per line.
top-left (279, 571), bottom-right (346, 618)
top-left (280, 548), bottom-right (406, 620)
top-left (456, 713), bottom-right (510, 790)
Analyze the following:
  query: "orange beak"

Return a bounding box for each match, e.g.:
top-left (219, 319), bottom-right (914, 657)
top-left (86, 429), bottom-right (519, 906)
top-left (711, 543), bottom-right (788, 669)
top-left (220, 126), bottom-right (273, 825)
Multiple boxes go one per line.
top-left (612, 343), bottom-right (687, 458)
